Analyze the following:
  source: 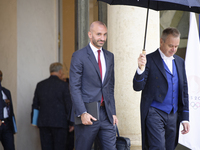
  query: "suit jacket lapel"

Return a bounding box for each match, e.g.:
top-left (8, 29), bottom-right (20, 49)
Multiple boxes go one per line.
top-left (102, 49), bottom-right (109, 85)
top-left (87, 45), bottom-right (102, 81)
top-left (174, 55), bottom-right (183, 87)
top-left (2, 88), bottom-right (10, 100)
top-left (152, 49), bottom-right (167, 80)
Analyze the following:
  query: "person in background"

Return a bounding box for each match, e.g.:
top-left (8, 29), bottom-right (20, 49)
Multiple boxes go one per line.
top-left (62, 77), bottom-right (74, 150)
top-left (133, 27), bottom-right (190, 150)
top-left (31, 62), bottom-right (72, 150)
top-left (0, 70), bottom-right (17, 150)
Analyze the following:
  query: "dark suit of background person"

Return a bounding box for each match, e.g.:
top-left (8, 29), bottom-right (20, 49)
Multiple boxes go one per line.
top-left (0, 84), bottom-right (4, 125)
top-left (62, 77), bottom-right (74, 150)
top-left (69, 21), bottom-right (118, 150)
top-left (31, 62), bottom-right (72, 150)
top-left (0, 70), bottom-right (17, 150)
top-left (133, 28), bottom-right (190, 150)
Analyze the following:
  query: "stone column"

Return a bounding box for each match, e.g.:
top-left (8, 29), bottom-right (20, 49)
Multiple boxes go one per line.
top-left (17, 0), bottom-right (58, 149)
top-left (0, 0), bottom-right (58, 149)
top-left (107, 5), bottom-right (159, 147)
top-left (98, 1), bottom-right (107, 49)
top-left (76, 0), bottom-right (89, 50)
top-left (0, 0), bottom-right (17, 149)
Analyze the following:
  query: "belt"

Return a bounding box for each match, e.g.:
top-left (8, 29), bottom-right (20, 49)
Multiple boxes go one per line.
top-left (100, 101), bottom-right (105, 107)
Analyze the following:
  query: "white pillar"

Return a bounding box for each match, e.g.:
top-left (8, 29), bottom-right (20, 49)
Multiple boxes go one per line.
top-left (0, 0), bottom-right (17, 149)
top-left (107, 5), bottom-right (159, 147)
top-left (16, 0), bottom-right (58, 149)
top-left (0, 0), bottom-right (57, 149)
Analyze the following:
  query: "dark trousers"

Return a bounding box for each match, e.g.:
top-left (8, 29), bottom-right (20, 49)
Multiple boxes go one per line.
top-left (74, 106), bottom-right (116, 150)
top-left (66, 130), bottom-right (74, 150)
top-left (0, 119), bottom-right (15, 150)
top-left (146, 107), bottom-right (178, 150)
top-left (39, 127), bottom-right (68, 150)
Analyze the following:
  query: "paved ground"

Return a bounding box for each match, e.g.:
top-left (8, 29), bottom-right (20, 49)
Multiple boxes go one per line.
top-left (130, 144), bottom-right (191, 150)
top-left (175, 144), bottom-right (191, 150)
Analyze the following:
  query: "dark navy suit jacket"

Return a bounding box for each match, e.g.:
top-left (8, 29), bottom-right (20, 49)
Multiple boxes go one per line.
top-left (69, 44), bottom-right (116, 124)
top-left (0, 83), bottom-right (4, 120)
top-left (32, 75), bottom-right (71, 129)
top-left (1, 87), bottom-right (17, 134)
top-left (133, 49), bottom-right (189, 150)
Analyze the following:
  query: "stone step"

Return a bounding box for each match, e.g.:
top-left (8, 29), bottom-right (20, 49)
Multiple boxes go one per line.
top-left (130, 144), bottom-right (190, 150)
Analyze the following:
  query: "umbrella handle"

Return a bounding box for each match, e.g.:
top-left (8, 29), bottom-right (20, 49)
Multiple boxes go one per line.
top-left (140, 50), bottom-right (146, 71)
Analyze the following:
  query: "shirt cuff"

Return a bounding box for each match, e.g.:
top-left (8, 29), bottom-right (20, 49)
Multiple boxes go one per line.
top-left (137, 67), bottom-right (145, 75)
top-left (181, 120), bottom-right (189, 124)
top-left (78, 111), bottom-right (87, 117)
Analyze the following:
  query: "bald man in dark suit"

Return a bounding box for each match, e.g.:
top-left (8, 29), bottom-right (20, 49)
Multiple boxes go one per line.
top-left (70, 21), bottom-right (118, 150)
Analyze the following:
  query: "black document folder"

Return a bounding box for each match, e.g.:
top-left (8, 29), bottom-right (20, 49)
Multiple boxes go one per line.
top-left (75, 101), bottom-right (99, 125)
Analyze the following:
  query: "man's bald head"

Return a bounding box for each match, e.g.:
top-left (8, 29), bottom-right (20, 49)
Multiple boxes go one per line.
top-left (89, 21), bottom-right (107, 32)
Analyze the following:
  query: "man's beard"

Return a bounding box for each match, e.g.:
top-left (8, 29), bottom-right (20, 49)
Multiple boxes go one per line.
top-left (92, 38), bottom-right (105, 48)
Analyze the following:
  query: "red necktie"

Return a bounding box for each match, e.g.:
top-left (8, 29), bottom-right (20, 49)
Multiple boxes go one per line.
top-left (98, 50), bottom-right (102, 78)
top-left (98, 50), bottom-right (103, 103)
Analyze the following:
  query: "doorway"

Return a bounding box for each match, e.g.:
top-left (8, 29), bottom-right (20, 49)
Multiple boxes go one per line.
top-left (59, 0), bottom-right (102, 79)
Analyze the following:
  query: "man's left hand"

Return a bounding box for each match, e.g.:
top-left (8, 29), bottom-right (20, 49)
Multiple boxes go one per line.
top-left (181, 122), bottom-right (190, 134)
top-left (113, 115), bottom-right (118, 125)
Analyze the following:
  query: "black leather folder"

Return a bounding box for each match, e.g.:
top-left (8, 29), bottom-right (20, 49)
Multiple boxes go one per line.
top-left (75, 101), bottom-right (100, 125)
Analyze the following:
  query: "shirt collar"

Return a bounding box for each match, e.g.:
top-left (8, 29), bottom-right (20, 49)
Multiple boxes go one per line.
top-left (89, 42), bottom-right (102, 53)
top-left (158, 48), bottom-right (174, 60)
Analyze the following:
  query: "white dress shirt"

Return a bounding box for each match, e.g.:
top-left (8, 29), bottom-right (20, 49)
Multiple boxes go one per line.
top-left (1, 91), bottom-right (9, 118)
top-left (158, 49), bottom-right (174, 73)
top-left (89, 42), bottom-right (106, 82)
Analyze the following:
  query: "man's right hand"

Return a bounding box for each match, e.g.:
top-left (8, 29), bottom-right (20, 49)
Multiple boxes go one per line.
top-left (138, 53), bottom-right (147, 70)
top-left (81, 113), bottom-right (97, 125)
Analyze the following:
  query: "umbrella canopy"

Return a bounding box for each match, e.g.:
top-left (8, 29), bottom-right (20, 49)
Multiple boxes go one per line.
top-left (98, 0), bottom-right (200, 51)
top-left (99, 0), bottom-right (200, 13)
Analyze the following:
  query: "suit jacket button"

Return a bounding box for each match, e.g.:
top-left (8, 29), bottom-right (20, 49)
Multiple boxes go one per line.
top-left (156, 77), bottom-right (158, 79)
top-left (159, 95), bottom-right (161, 97)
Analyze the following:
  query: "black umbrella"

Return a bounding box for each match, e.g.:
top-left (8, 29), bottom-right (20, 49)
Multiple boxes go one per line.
top-left (98, 0), bottom-right (200, 51)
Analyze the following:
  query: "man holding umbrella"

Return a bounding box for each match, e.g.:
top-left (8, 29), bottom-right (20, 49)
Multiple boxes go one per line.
top-left (133, 27), bottom-right (190, 150)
